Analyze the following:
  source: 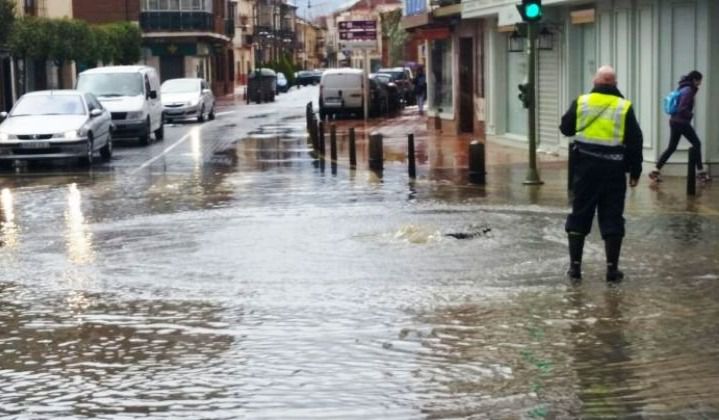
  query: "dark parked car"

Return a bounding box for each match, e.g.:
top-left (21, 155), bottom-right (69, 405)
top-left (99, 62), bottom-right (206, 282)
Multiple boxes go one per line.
top-left (311, 70), bottom-right (323, 84)
top-left (371, 73), bottom-right (402, 114)
top-left (377, 67), bottom-right (414, 106)
top-left (295, 71), bottom-right (315, 87)
top-left (368, 76), bottom-right (389, 117)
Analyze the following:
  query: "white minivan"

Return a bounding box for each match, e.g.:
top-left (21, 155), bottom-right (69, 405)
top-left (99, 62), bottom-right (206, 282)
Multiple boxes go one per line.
top-left (77, 66), bottom-right (164, 145)
top-left (319, 68), bottom-right (365, 120)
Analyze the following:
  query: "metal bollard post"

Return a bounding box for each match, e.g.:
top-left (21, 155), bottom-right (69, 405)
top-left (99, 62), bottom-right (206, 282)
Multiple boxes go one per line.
top-left (310, 116), bottom-right (319, 157)
top-left (468, 140), bottom-right (486, 184)
top-left (330, 124), bottom-right (338, 163)
top-left (368, 133), bottom-right (383, 172)
top-left (318, 120), bottom-right (326, 159)
top-left (408, 133), bottom-right (416, 179)
top-left (568, 142), bottom-right (575, 192)
top-left (349, 127), bottom-right (357, 170)
top-left (687, 146), bottom-right (697, 196)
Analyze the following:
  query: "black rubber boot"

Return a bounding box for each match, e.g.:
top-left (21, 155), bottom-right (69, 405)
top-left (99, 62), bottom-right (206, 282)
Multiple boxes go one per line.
top-left (567, 233), bottom-right (584, 281)
top-left (605, 236), bottom-right (624, 282)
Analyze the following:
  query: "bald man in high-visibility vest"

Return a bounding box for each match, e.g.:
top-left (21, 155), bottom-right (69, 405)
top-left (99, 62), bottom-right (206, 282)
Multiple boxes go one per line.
top-left (560, 66), bottom-right (644, 282)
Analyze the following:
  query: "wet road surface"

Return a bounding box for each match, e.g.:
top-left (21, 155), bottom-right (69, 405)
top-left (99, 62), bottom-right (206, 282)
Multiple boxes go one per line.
top-left (1, 86), bottom-right (719, 418)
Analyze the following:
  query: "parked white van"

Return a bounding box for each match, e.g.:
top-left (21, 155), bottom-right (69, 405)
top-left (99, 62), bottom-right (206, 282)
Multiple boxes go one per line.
top-left (77, 66), bottom-right (164, 145)
top-left (319, 68), bottom-right (365, 120)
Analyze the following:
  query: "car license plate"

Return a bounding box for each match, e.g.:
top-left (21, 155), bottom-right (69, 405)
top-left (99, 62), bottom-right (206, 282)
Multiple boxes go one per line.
top-left (325, 98), bottom-right (342, 105)
top-left (21, 142), bottom-right (50, 149)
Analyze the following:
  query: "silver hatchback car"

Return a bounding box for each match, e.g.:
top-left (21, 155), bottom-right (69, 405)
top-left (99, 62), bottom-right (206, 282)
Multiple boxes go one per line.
top-left (161, 78), bottom-right (216, 123)
top-left (0, 90), bottom-right (113, 166)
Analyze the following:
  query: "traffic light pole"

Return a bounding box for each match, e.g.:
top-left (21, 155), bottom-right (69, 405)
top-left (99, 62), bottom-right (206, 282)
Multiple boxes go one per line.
top-left (524, 21), bottom-right (543, 185)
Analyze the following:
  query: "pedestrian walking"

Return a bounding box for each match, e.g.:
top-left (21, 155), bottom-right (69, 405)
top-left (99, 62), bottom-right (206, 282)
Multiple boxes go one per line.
top-left (560, 66), bottom-right (644, 282)
top-left (649, 71), bottom-right (711, 183)
top-left (414, 67), bottom-right (427, 115)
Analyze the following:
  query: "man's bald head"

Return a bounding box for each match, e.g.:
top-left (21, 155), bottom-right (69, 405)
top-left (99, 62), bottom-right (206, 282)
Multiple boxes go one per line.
top-left (593, 65), bottom-right (617, 86)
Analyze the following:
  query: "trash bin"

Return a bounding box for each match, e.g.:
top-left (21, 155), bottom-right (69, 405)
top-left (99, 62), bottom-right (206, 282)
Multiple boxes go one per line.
top-left (247, 68), bottom-right (277, 104)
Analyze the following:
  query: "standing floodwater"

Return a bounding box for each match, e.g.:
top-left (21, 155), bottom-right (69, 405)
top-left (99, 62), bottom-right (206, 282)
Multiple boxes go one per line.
top-left (1, 87), bottom-right (719, 418)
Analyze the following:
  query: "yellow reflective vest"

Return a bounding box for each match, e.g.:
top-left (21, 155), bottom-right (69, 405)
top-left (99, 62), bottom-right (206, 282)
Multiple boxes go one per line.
top-left (575, 93), bottom-right (631, 147)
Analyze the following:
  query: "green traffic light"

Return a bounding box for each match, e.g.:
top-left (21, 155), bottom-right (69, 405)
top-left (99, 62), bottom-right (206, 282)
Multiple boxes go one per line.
top-left (525, 3), bottom-right (541, 19)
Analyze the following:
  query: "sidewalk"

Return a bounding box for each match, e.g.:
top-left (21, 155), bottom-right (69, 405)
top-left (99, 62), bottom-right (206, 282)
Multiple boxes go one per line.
top-left (325, 106), bottom-right (719, 216)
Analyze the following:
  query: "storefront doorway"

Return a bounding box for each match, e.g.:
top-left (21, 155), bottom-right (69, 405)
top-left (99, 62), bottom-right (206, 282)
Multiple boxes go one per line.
top-left (160, 55), bottom-right (185, 82)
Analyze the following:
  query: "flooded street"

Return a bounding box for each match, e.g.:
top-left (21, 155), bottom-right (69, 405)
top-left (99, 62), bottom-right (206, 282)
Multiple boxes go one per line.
top-left (1, 87), bottom-right (719, 418)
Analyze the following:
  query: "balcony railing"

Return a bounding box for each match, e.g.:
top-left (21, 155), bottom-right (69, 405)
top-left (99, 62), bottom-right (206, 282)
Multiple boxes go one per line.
top-left (430, 0), bottom-right (460, 7)
top-left (140, 11), bottom-right (214, 33)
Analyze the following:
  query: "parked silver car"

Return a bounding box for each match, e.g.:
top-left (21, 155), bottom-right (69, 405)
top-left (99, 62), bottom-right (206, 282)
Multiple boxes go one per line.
top-left (161, 78), bottom-right (216, 123)
top-left (0, 90), bottom-right (113, 166)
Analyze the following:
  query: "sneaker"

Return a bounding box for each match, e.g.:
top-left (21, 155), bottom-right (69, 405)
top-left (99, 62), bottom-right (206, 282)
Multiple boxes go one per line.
top-left (648, 170), bottom-right (662, 182)
top-left (567, 266), bottom-right (582, 281)
top-left (698, 171), bottom-right (712, 183)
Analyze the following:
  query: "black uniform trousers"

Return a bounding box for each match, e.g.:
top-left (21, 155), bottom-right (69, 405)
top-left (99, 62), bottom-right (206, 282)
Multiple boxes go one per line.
top-left (566, 152), bottom-right (627, 239)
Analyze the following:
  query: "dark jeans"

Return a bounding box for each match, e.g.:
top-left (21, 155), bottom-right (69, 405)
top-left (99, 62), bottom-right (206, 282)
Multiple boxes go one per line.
top-left (657, 122), bottom-right (703, 171)
top-left (566, 154), bottom-right (627, 239)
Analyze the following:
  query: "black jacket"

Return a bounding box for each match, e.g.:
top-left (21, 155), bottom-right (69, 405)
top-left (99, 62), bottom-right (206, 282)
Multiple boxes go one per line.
top-left (560, 85), bottom-right (644, 180)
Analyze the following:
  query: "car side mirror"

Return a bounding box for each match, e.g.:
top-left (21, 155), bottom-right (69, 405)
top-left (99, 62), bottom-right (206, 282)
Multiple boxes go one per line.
top-left (148, 90), bottom-right (158, 100)
top-left (202, 89), bottom-right (211, 95)
top-left (90, 109), bottom-right (103, 118)
top-left (0, 111), bottom-right (7, 120)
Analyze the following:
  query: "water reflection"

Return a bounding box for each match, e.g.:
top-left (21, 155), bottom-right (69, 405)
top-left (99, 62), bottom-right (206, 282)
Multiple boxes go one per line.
top-left (567, 287), bottom-right (642, 417)
top-left (1, 187), bottom-right (19, 249)
top-left (64, 183), bottom-right (94, 264)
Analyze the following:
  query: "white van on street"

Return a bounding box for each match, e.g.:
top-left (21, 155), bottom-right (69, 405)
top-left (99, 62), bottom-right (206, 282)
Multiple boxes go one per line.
top-left (77, 66), bottom-right (164, 145)
top-left (319, 68), bottom-right (365, 120)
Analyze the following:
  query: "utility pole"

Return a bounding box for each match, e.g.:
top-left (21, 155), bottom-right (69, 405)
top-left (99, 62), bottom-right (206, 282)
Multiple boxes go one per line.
top-left (517, 0), bottom-right (543, 185)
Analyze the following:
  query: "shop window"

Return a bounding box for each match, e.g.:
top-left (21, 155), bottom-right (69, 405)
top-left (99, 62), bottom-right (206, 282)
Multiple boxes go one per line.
top-left (430, 39), bottom-right (452, 114)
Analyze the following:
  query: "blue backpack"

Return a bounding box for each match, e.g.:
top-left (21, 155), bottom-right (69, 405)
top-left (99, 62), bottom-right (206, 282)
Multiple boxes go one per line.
top-left (663, 89), bottom-right (682, 115)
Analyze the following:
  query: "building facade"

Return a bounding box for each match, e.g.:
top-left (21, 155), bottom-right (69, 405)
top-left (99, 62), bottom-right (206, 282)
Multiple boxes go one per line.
top-left (253, 0), bottom-right (297, 65)
top-left (231, 0), bottom-right (255, 86)
top-left (462, 0), bottom-right (719, 172)
top-left (295, 17), bottom-right (325, 70)
top-left (75, 0), bottom-right (235, 96)
top-left (402, 0), bottom-right (484, 137)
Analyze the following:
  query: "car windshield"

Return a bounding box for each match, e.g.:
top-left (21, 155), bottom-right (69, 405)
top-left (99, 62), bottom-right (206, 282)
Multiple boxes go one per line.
top-left (162, 79), bottom-right (200, 94)
top-left (373, 75), bottom-right (391, 84)
top-left (77, 73), bottom-right (144, 97)
top-left (378, 71), bottom-right (402, 81)
top-left (11, 95), bottom-right (85, 116)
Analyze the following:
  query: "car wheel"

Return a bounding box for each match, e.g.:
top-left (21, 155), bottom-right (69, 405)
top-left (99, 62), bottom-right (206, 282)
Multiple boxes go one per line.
top-left (79, 134), bottom-right (94, 167)
top-left (139, 119), bottom-right (151, 145)
top-left (100, 134), bottom-right (113, 161)
top-left (198, 105), bottom-right (205, 122)
top-left (208, 106), bottom-right (215, 120)
top-left (154, 121), bottom-right (164, 141)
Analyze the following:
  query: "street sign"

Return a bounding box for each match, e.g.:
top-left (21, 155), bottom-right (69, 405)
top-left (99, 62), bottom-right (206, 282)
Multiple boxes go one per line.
top-left (338, 19), bottom-right (378, 50)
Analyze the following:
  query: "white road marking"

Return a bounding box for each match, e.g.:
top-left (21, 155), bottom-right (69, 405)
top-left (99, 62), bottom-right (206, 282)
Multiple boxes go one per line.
top-left (130, 127), bottom-right (199, 175)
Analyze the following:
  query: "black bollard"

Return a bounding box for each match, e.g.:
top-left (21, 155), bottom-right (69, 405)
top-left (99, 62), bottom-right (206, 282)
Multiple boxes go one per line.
top-left (330, 124), bottom-right (338, 163)
top-left (568, 142), bottom-right (575, 192)
top-left (408, 133), bottom-right (416, 179)
top-left (687, 146), bottom-right (697, 196)
top-left (310, 116), bottom-right (319, 157)
top-left (318, 120), bottom-right (326, 159)
top-left (368, 133), bottom-right (383, 172)
top-left (349, 127), bottom-right (357, 170)
top-left (468, 140), bottom-right (486, 184)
